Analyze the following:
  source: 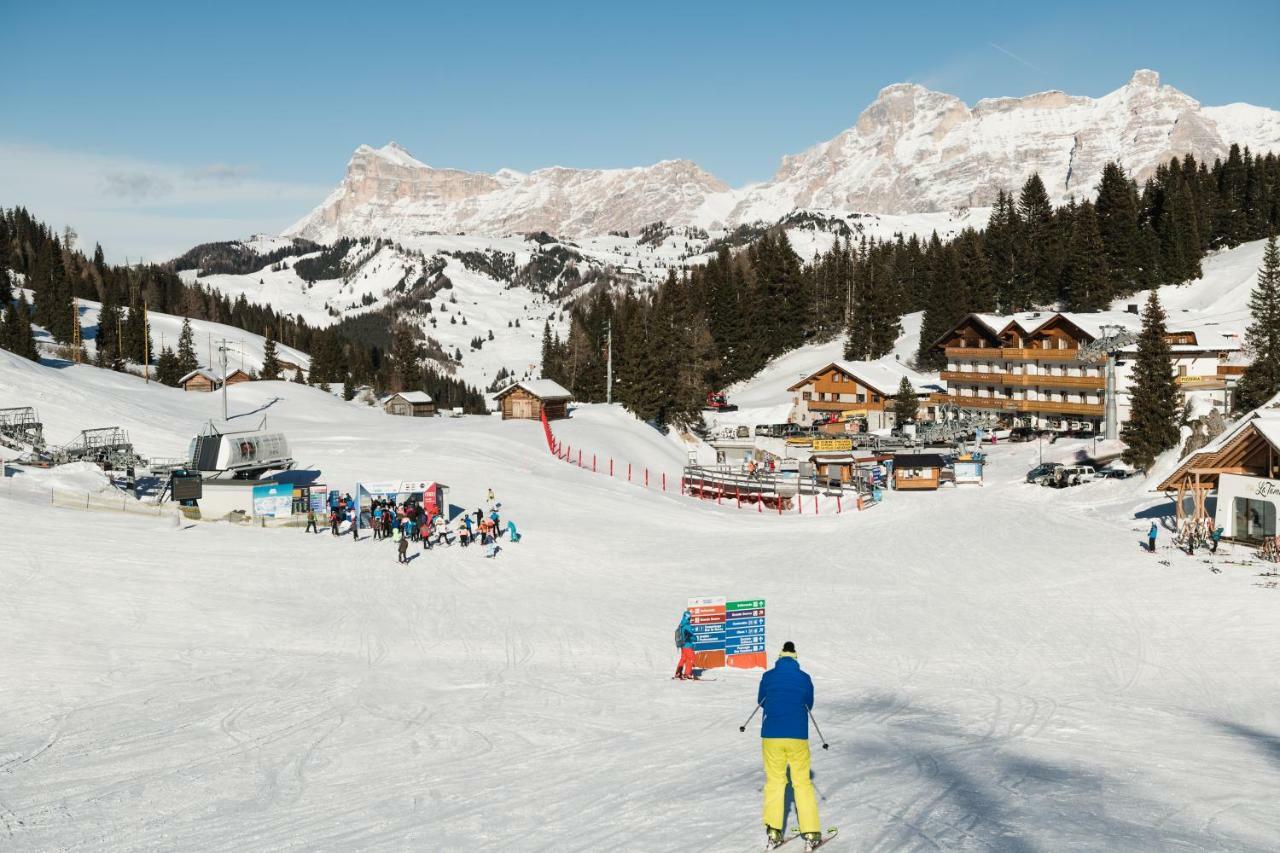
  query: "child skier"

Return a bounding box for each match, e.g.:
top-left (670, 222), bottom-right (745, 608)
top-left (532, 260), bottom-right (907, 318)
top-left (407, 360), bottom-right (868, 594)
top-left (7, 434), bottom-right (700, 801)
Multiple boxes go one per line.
top-left (674, 611), bottom-right (696, 679)
top-left (757, 641), bottom-right (822, 850)
top-left (1148, 521), bottom-right (1158, 553)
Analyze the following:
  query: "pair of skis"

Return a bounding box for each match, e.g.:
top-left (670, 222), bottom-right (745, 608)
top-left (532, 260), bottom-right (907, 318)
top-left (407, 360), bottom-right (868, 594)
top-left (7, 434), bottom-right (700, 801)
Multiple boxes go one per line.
top-left (767, 827), bottom-right (838, 850)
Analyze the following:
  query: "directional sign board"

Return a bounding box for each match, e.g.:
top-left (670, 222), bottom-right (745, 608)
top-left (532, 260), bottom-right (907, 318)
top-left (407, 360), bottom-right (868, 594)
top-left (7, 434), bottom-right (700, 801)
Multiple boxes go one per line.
top-left (725, 599), bottom-right (767, 669)
top-left (686, 596), bottom-right (766, 670)
top-left (686, 596), bottom-right (726, 670)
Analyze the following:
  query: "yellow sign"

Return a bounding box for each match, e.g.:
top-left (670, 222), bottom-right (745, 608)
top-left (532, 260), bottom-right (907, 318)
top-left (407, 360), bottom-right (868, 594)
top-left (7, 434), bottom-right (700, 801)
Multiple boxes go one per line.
top-left (840, 409), bottom-right (868, 418)
top-left (813, 438), bottom-right (853, 452)
top-left (786, 436), bottom-right (814, 446)
top-left (1175, 374), bottom-right (1205, 385)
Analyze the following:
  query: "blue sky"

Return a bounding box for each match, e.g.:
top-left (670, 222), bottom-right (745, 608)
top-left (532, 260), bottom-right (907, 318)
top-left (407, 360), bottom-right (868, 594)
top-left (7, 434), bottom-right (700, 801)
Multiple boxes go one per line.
top-left (3, 0), bottom-right (1278, 259)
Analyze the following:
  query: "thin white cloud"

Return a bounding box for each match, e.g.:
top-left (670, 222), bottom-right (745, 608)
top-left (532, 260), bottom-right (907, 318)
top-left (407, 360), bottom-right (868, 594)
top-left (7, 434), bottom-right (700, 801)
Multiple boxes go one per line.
top-left (0, 142), bottom-right (329, 263)
top-left (988, 42), bottom-right (1045, 75)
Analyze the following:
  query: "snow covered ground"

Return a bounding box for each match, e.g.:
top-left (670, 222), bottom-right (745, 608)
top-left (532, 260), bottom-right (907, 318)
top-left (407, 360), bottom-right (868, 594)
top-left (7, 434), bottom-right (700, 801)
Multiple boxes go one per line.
top-left (2, 349), bottom-right (1279, 851)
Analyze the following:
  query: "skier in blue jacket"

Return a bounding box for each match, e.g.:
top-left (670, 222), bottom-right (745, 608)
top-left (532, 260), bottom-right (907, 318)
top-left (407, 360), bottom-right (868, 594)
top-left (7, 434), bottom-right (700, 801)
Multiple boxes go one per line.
top-left (757, 641), bottom-right (821, 849)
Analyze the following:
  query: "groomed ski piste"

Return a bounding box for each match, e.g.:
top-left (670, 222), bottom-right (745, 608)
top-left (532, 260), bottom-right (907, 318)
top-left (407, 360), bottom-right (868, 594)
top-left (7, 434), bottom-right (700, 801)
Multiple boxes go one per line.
top-left (2, 241), bottom-right (1279, 852)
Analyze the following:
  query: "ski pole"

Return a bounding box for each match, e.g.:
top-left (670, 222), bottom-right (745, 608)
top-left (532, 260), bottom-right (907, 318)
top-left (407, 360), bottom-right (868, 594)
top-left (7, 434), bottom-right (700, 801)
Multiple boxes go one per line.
top-left (739, 704), bottom-right (762, 732)
top-left (808, 708), bottom-right (829, 749)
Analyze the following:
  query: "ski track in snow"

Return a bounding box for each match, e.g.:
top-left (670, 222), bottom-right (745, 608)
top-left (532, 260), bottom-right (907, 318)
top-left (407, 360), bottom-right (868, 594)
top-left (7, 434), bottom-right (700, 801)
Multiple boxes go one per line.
top-left (2, 351), bottom-right (1280, 851)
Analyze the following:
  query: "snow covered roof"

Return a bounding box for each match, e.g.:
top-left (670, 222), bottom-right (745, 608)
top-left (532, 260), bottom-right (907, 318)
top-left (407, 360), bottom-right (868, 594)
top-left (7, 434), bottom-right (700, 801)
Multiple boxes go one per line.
top-left (940, 310), bottom-right (1242, 353)
top-left (495, 379), bottom-right (573, 401)
top-left (387, 391), bottom-right (434, 404)
top-left (788, 359), bottom-right (935, 396)
top-left (179, 368), bottom-right (221, 385)
top-left (1157, 391), bottom-right (1280, 490)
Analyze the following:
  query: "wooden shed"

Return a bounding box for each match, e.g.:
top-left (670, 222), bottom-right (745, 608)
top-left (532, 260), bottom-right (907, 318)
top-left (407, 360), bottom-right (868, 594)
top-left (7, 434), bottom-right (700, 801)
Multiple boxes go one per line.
top-left (225, 369), bottom-right (253, 386)
top-left (494, 379), bottom-right (572, 421)
top-left (179, 368), bottom-right (222, 393)
top-left (383, 391), bottom-right (436, 417)
top-left (892, 453), bottom-right (945, 491)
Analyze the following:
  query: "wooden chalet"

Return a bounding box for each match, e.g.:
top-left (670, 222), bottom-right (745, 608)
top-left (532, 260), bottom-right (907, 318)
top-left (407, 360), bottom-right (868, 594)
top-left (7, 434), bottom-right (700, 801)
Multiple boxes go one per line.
top-left (892, 453), bottom-right (944, 491)
top-left (383, 391), bottom-right (436, 417)
top-left (788, 361), bottom-right (936, 430)
top-left (179, 368), bottom-right (222, 392)
top-left (1157, 395), bottom-right (1280, 542)
top-left (494, 379), bottom-right (572, 421)
top-left (225, 369), bottom-right (252, 386)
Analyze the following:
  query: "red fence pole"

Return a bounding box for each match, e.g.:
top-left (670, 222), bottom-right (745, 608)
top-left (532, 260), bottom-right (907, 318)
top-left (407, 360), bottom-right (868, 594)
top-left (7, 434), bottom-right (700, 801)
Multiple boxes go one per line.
top-left (645, 468), bottom-right (649, 488)
top-left (777, 496), bottom-right (782, 515)
top-left (814, 495), bottom-right (819, 515)
top-left (757, 493), bottom-right (762, 513)
top-left (628, 463), bottom-right (632, 482)
top-left (797, 493), bottom-right (802, 514)
top-left (610, 458), bottom-right (614, 477)
top-left (736, 487), bottom-right (741, 508)
top-left (593, 454), bottom-right (597, 473)
top-left (662, 472), bottom-right (667, 492)
top-left (837, 495), bottom-right (842, 514)
top-left (578, 449), bottom-right (582, 468)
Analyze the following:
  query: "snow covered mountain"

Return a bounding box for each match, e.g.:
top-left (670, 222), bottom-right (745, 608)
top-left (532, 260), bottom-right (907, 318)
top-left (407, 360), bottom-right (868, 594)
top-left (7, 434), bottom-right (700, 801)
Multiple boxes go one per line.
top-left (285, 143), bottom-right (732, 244)
top-left (286, 71), bottom-right (1280, 242)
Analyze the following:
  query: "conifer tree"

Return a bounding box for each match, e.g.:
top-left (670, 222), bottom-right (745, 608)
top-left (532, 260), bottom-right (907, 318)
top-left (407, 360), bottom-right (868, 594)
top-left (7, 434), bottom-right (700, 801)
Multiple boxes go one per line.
top-left (1094, 162), bottom-right (1142, 294)
top-left (1120, 290), bottom-right (1180, 470)
top-left (293, 367), bottom-right (307, 384)
top-left (893, 375), bottom-right (918, 425)
top-left (176, 318), bottom-right (199, 375)
top-left (1017, 174), bottom-right (1056, 305)
top-left (1235, 231), bottom-right (1280, 411)
top-left (342, 374), bottom-right (356, 401)
top-left (260, 333), bottom-right (281, 380)
top-left (1061, 201), bottom-right (1110, 310)
top-left (4, 292), bottom-right (40, 361)
top-left (154, 347), bottom-right (182, 386)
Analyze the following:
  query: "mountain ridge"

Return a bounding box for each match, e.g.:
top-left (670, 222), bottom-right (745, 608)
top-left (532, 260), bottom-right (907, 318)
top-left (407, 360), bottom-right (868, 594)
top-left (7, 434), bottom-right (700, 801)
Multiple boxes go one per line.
top-left (285, 70), bottom-right (1280, 243)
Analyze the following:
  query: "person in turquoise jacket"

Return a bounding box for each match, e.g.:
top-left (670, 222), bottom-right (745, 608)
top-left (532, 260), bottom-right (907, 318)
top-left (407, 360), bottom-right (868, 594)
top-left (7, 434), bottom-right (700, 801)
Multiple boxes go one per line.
top-left (757, 641), bottom-right (821, 849)
top-left (674, 611), bottom-right (696, 679)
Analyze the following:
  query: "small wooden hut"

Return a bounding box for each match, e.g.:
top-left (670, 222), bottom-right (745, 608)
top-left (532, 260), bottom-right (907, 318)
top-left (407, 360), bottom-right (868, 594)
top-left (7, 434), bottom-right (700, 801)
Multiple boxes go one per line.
top-left (892, 453), bottom-right (944, 491)
top-left (494, 380), bottom-right (572, 421)
top-left (383, 391), bottom-right (436, 418)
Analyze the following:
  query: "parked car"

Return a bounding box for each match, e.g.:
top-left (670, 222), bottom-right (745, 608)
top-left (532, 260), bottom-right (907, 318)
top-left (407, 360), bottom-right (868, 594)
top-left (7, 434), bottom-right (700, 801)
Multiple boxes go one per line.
top-left (1060, 465), bottom-right (1097, 485)
top-left (1008, 427), bottom-right (1043, 443)
top-left (1026, 463), bottom-right (1063, 485)
top-left (1097, 468), bottom-right (1131, 480)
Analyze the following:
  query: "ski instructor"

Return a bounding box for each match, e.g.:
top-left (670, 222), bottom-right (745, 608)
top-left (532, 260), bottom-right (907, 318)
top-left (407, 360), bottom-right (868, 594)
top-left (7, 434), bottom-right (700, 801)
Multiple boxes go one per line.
top-left (757, 641), bottom-right (822, 850)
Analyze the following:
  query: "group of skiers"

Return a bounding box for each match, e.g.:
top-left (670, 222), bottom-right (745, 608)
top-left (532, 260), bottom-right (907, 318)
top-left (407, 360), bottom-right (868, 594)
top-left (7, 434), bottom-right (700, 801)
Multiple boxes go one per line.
top-left (674, 612), bottom-right (828, 850)
top-left (302, 488), bottom-right (521, 562)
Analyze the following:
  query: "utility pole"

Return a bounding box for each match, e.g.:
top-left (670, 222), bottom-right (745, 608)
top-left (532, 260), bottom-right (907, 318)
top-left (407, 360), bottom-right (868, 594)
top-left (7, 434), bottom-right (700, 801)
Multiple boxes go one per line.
top-left (605, 319), bottom-right (613, 405)
top-left (218, 338), bottom-right (229, 422)
top-left (71, 299), bottom-right (81, 363)
top-left (143, 300), bottom-right (150, 383)
top-left (1099, 324), bottom-right (1119, 442)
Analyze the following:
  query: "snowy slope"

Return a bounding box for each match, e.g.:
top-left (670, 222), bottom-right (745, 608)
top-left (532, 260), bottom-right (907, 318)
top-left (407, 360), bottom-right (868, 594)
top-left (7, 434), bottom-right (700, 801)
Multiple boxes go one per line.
top-left (1115, 236), bottom-right (1270, 332)
top-left (2, 348), bottom-right (1279, 851)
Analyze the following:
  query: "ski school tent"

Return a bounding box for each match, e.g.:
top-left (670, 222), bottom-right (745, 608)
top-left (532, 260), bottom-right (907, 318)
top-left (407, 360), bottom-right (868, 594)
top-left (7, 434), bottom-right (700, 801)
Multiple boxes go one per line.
top-left (354, 480), bottom-right (449, 529)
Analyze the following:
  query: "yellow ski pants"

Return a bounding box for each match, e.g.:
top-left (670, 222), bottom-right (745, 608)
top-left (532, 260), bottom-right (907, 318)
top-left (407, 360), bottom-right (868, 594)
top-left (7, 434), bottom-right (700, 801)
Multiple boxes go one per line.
top-left (761, 737), bottom-right (820, 833)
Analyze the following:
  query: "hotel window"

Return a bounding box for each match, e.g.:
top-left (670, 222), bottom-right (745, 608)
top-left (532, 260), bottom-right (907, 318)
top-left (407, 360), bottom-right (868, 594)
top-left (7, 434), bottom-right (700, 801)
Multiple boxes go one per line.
top-left (872, 394), bottom-right (881, 403)
top-left (856, 394), bottom-right (866, 403)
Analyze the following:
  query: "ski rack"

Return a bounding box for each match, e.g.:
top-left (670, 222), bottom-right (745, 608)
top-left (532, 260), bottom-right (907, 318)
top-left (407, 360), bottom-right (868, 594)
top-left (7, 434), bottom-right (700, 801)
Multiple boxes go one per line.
top-left (0, 407), bottom-right (46, 453)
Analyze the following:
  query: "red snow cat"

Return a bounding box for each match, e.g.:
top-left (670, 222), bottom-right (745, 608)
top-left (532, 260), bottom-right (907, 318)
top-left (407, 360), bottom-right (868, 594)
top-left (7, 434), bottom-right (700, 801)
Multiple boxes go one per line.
top-left (704, 391), bottom-right (738, 412)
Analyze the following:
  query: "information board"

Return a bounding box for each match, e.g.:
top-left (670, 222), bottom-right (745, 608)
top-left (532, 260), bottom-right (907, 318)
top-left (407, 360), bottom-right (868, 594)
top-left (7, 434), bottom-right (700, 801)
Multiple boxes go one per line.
top-left (725, 599), bottom-right (767, 669)
top-left (251, 483), bottom-right (293, 518)
top-left (813, 438), bottom-right (853, 452)
top-left (686, 596), bottom-right (726, 669)
top-left (309, 483), bottom-right (328, 513)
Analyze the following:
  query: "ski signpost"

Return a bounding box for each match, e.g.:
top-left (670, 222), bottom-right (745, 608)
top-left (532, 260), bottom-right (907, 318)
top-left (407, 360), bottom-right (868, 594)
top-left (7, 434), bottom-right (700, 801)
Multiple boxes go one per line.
top-left (687, 597), bottom-right (726, 669)
top-left (725, 599), bottom-right (767, 669)
top-left (686, 596), bottom-right (767, 670)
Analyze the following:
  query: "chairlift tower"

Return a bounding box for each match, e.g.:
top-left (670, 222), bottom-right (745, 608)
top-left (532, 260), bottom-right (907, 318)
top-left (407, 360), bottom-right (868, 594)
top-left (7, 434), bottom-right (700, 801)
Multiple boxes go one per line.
top-left (1079, 324), bottom-right (1139, 442)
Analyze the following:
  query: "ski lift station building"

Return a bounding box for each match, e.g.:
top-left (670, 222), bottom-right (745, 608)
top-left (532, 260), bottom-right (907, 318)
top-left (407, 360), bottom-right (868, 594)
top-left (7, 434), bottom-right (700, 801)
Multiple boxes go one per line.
top-left (495, 380), bottom-right (572, 421)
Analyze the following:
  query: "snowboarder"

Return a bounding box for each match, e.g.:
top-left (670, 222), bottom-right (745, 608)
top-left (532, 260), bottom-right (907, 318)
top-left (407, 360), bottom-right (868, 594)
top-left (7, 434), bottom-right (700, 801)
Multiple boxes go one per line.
top-left (506, 520), bottom-right (521, 543)
top-left (1210, 526), bottom-right (1224, 554)
top-left (674, 611), bottom-right (696, 680)
top-left (1148, 521), bottom-right (1158, 553)
top-left (758, 641), bottom-right (822, 850)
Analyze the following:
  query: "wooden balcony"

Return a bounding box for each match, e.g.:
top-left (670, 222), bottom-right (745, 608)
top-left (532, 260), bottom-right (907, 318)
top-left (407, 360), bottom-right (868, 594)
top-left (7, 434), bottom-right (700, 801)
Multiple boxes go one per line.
top-left (936, 394), bottom-right (1104, 417)
top-left (940, 370), bottom-right (1105, 390)
top-left (944, 346), bottom-right (1083, 361)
